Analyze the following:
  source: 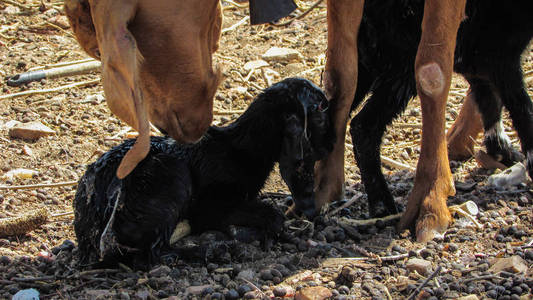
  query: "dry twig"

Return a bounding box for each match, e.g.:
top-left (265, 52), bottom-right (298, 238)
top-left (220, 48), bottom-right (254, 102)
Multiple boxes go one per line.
top-left (0, 180), bottom-right (78, 190)
top-left (407, 265), bottom-right (442, 300)
top-left (0, 79), bottom-right (99, 100)
top-left (222, 16), bottom-right (249, 34)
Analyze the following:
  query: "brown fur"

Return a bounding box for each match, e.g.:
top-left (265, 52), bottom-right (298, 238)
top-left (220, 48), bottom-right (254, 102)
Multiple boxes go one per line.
top-left (65, 0), bottom-right (221, 178)
top-left (447, 90), bottom-right (484, 160)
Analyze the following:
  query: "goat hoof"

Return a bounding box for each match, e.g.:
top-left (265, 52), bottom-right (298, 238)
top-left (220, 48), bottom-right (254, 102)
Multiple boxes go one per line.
top-left (368, 194), bottom-right (398, 218)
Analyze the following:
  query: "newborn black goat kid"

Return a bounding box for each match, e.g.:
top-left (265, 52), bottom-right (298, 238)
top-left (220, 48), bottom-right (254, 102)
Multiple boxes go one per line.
top-left (74, 78), bottom-right (334, 267)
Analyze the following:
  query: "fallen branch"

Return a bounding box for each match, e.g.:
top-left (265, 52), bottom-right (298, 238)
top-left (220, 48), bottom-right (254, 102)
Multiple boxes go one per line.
top-left (381, 155), bottom-right (416, 172)
top-left (221, 16), bottom-right (249, 34)
top-left (0, 79), bottom-right (100, 101)
top-left (407, 265), bottom-right (442, 300)
top-left (338, 202), bottom-right (473, 227)
top-left (327, 193), bottom-right (363, 217)
top-left (462, 274), bottom-right (502, 284)
top-left (214, 109), bottom-right (245, 115)
top-left (7, 59), bottom-right (100, 86)
top-left (339, 213), bottom-right (402, 227)
top-left (0, 180), bottom-right (78, 190)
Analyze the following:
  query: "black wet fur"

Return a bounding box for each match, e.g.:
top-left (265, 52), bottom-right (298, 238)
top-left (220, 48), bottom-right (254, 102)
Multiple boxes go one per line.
top-left (73, 78), bottom-right (334, 268)
top-left (350, 0), bottom-right (533, 217)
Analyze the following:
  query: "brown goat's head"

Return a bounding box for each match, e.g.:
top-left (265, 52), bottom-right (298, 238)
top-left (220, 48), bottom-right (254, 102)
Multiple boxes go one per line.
top-left (65, 0), bottom-right (222, 145)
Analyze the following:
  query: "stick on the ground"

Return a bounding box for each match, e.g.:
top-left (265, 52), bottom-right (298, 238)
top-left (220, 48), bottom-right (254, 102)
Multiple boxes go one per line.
top-left (0, 79), bottom-right (100, 101)
top-left (221, 16), bottom-right (249, 34)
top-left (407, 265), bottom-right (442, 300)
top-left (0, 180), bottom-right (78, 190)
top-left (338, 213), bottom-right (402, 227)
top-left (327, 193), bottom-right (363, 217)
top-left (381, 155), bottom-right (416, 171)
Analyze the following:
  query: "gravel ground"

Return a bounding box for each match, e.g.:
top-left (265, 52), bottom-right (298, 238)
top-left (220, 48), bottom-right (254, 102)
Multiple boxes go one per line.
top-left (0, 1), bottom-right (532, 299)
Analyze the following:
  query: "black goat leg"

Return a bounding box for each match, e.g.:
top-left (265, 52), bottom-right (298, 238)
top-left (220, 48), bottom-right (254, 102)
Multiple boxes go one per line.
top-left (467, 77), bottom-right (524, 166)
top-left (220, 200), bottom-right (285, 246)
top-left (350, 78), bottom-right (414, 217)
top-left (493, 62), bottom-right (533, 178)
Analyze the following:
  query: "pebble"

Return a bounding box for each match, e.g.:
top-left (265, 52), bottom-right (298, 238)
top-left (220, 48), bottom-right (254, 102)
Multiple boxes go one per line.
top-left (406, 258), bottom-right (432, 276)
top-left (8, 121), bottom-right (55, 140)
top-left (294, 286), bottom-right (332, 300)
top-left (149, 265), bottom-right (171, 277)
top-left (224, 289), bottom-right (239, 300)
top-left (273, 286), bottom-right (287, 297)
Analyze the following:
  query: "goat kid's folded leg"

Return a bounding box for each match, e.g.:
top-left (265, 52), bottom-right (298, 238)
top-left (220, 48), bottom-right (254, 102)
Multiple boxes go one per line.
top-left (315, 0), bottom-right (364, 210)
top-left (398, 0), bottom-right (466, 243)
top-left (88, 0), bottom-right (150, 179)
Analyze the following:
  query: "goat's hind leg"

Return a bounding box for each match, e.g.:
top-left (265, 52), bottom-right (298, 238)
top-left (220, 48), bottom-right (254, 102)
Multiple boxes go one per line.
top-left (89, 0), bottom-right (150, 179)
top-left (470, 78), bottom-right (524, 166)
top-left (495, 63), bottom-right (533, 178)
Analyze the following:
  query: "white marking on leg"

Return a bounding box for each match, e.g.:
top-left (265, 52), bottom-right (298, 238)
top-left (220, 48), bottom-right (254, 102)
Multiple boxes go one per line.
top-left (417, 62), bottom-right (445, 97)
top-left (485, 120), bottom-right (512, 148)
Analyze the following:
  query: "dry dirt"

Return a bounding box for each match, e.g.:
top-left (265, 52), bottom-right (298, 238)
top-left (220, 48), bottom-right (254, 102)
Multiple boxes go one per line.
top-left (0, 1), bottom-right (532, 299)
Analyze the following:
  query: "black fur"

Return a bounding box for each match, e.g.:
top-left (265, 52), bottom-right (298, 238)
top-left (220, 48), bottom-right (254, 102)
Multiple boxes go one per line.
top-left (73, 78), bottom-right (334, 267)
top-left (350, 0), bottom-right (533, 217)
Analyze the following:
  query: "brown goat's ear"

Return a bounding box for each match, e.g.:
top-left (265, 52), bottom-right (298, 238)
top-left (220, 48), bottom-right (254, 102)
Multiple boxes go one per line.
top-left (249, 0), bottom-right (297, 25)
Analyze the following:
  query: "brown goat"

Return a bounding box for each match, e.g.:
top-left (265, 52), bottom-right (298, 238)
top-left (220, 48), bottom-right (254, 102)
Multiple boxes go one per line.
top-left (65, 0), bottom-right (222, 178)
top-left (67, 0), bottom-right (471, 241)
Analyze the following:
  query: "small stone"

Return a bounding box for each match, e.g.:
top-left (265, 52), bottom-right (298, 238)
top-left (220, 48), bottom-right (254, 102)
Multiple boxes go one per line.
top-left (243, 60), bottom-right (269, 72)
top-left (260, 269), bottom-right (273, 281)
top-left (186, 285), bottom-right (212, 296)
top-left (489, 256), bottom-right (528, 274)
top-left (294, 286), bottom-right (333, 300)
top-left (273, 286), bottom-right (287, 297)
top-left (9, 121), bottom-right (55, 140)
top-left (236, 269), bottom-right (255, 282)
top-left (406, 258), bottom-right (433, 276)
top-left (457, 295), bottom-right (479, 300)
top-left (149, 265), bottom-right (171, 277)
top-left (224, 289), bottom-right (239, 300)
top-left (262, 47), bottom-right (303, 62)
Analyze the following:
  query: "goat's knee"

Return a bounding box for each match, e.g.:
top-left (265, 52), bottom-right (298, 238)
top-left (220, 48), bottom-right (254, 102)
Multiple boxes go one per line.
top-left (416, 62), bottom-right (445, 97)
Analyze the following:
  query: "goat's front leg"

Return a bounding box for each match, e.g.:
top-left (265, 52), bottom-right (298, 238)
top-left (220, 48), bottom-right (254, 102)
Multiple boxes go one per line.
top-left (397, 0), bottom-right (466, 242)
top-left (315, 0), bottom-right (364, 210)
top-left (89, 0), bottom-right (150, 179)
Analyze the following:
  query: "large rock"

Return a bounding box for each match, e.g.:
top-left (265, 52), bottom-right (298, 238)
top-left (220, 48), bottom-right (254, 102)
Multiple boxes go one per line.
top-left (294, 286), bottom-right (333, 300)
top-left (9, 121), bottom-right (55, 140)
top-left (489, 256), bottom-right (528, 274)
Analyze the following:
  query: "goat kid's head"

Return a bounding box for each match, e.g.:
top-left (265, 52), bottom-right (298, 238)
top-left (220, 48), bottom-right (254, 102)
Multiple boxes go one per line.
top-left (277, 79), bottom-right (334, 219)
